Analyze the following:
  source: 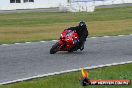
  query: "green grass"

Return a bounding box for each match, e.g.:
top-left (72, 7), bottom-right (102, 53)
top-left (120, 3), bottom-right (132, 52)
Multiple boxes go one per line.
top-left (0, 63), bottom-right (131, 88)
top-left (0, 6), bottom-right (132, 26)
top-left (0, 6), bottom-right (132, 44)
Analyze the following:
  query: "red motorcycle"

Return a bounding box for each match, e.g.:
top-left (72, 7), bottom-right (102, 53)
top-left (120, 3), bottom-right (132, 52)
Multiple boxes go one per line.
top-left (50, 30), bottom-right (80, 54)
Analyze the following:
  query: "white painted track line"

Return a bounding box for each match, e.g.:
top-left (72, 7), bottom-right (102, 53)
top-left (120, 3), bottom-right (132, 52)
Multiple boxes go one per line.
top-left (15, 43), bottom-right (21, 45)
top-left (104, 36), bottom-right (110, 38)
top-left (40, 41), bottom-right (46, 43)
top-left (91, 37), bottom-right (97, 38)
top-left (52, 40), bottom-right (58, 41)
top-left (25, 42), bottom-right (31, 44)
top-left (118, 35), bottom-right (125, 37)
top-left (1, 44), bottom-right (9, 46)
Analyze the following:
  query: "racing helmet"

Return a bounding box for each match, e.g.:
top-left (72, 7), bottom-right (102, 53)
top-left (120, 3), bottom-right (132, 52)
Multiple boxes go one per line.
top-left (78, 21), bottom-right (86, 28)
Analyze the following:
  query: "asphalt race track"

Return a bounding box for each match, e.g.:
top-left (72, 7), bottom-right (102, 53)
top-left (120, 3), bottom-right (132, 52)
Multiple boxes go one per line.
top-left (0, 35), bottom-right (132, 84)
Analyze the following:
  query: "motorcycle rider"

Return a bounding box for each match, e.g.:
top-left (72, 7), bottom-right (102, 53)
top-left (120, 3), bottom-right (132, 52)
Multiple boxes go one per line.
top-left (66, 21), bottom-right (89, 51)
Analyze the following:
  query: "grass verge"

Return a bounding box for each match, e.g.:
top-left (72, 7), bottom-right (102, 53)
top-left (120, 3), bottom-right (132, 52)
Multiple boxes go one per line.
top-left (0, 6), bottom-right (132, 44)
top-left (0, 63), bottom-right (131, 88)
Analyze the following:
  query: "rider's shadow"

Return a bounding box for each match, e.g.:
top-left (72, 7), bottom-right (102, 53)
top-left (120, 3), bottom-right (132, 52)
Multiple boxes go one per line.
top-left (55, 51), bottom-right (87, 55)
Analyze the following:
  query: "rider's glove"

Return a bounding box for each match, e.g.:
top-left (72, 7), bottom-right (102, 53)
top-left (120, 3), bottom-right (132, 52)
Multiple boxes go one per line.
top-left (77, 39), bottom-right (80, 43)
top-left (74, 39), bottom-right (80, 44)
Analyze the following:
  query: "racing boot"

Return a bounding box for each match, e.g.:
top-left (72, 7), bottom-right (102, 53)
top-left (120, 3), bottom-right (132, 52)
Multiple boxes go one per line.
top-left (80, 41), bottom-right (85, 51)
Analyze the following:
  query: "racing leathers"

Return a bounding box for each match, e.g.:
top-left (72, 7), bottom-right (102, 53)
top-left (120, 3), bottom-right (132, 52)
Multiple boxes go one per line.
top-left (66, 25), bottom-right (89, 50)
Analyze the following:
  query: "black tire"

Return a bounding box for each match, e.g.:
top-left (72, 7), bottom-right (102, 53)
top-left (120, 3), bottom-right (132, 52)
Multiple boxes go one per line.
top-left (50, 43), bottom-right (60, 54)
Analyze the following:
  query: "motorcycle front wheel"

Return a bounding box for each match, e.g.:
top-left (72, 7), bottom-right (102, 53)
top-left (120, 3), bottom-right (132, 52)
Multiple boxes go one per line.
top-left (50, 43), bottom-right (60, 54)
